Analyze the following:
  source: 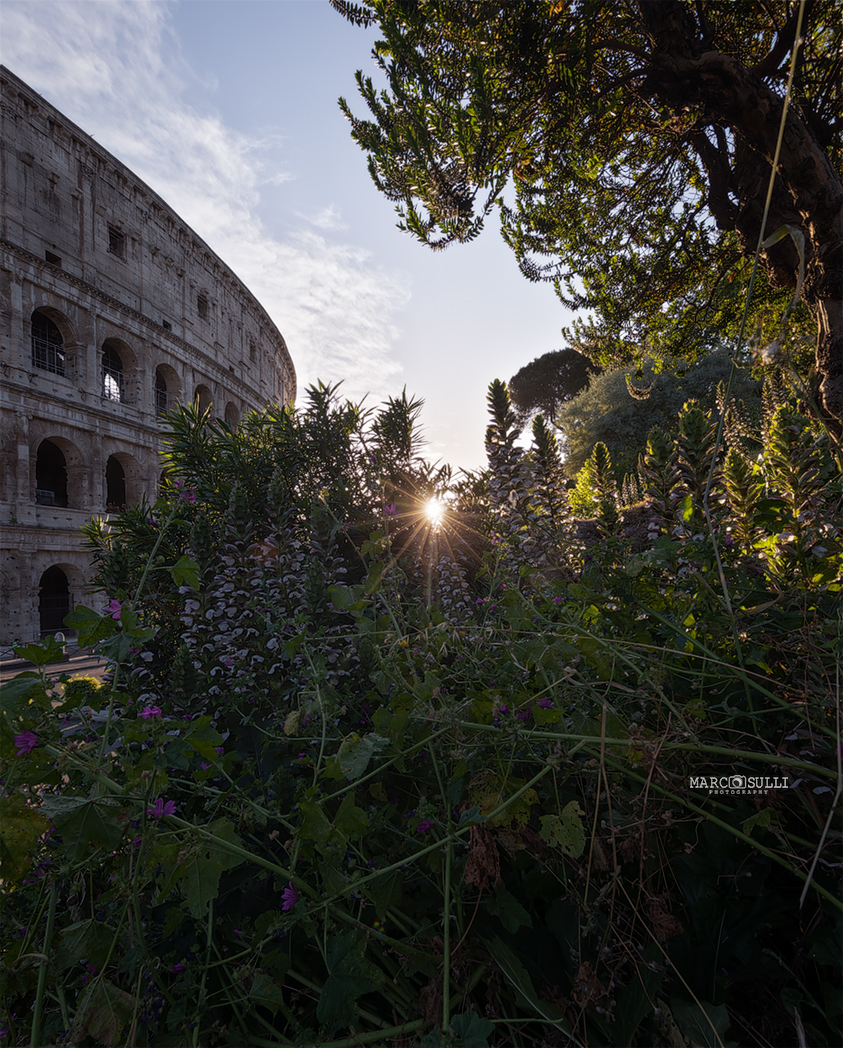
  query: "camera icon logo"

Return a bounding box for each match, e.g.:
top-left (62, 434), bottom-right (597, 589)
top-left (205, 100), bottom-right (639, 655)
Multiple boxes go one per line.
top-left (729, 774), bottom-right (747, 789)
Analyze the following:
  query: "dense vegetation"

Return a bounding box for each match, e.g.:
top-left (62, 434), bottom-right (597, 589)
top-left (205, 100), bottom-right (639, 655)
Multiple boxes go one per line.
top-left (1, 368), bottom-right (840, 1047)
top-left (333, 0), bottom-right (843, 420)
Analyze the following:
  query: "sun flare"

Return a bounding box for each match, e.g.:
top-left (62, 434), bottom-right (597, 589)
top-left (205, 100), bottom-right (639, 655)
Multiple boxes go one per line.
top-left (424, 498), bottom-right (445, 526)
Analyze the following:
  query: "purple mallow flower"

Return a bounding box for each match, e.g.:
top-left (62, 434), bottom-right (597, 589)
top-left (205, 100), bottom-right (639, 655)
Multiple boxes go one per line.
top-left (146, 798), bottom-right (177, 818)
top-left (14, 731), bottom-right (38, 756)
top-left (140, 705), bottom-right (162, 719)
top-left (537, 698), bottom-right (554, 709)
top-left (384, 503), bottom-right (398, 516)
top-left (172, 963), bottom-right (185, 973)
top-left (108, 599), bottom-right (123, 620)
top-left (281, 882), bottom-right (298, 911)
top-left (416, 819), bottom-right (434, 834)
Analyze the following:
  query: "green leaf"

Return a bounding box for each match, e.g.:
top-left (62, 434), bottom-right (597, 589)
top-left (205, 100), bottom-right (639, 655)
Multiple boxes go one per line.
top-left (180, 818), bottom-right (245, 919)
top-left (741, 808), bottom-right (778, 838)
top-left (298, 798), bottom-right (332, 845)
top-left (69, 976), bottom-right (134, 1047)
top-left (484, 936), bottom-right (574, 1037)
top-left (450, 1010), bottom-right (495, 1047)
top-left (169, 554), bottom-right (200, 590)
top-left (365, 869), bottom-right (402, 919)
top-left (250, 972), bottom-right (287, 1015)
top-left (317, 930), bottom-right (383, 1029)
top-left (485, 884), bottom-right (532, 933)
top-left (337, 733), bottom-right (374, 780)
top-left (337, 732), bottom-right (387, 780)
top-left (56, 920), bottom-right (114, 972)
top-left (671, 998), bottom-right (732, 1048)
top-left (65, 605), bottom-right (116, 647)
top-left (42, 795), bottom-right (124, 860)
top-left (533, 703), bottom-right (564, 724)
top-left (13, 636), bottom-right (66, 666)
top-left (540, 801), bottom-right (586, 858)
top-left (0, 794), bottom-right (49, 884)
top-left (334, 792), bottom-right (369, 840)
top-left (0, 675), bottom-right (44, 724)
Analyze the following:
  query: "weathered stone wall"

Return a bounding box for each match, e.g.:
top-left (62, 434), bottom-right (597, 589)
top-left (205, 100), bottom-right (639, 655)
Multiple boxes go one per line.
top-left (0, 66), bottom-right (296, 645)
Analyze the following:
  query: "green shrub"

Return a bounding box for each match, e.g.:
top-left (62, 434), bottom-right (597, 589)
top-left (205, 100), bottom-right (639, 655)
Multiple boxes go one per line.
top-left (1, 379), bottom-right (839, 1048)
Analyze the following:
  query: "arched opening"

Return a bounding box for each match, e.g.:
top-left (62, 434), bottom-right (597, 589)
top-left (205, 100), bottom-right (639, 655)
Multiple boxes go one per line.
top-left (101, 342), bottom-right (124, 402)
top-left (39, 566), bottom-right (70, 635)
top-left (31, 311), bottom-right (66, 376)
top-left (105, 456), bottom-right (126, 511)
top-left (36, 440), bottom-right (68, 506)
top-left (224, 402), bottom-right (240, 431)
top-left (155, 367), bottom-right (169, 416)
top-left (195, 384), bottom-right (213, 415)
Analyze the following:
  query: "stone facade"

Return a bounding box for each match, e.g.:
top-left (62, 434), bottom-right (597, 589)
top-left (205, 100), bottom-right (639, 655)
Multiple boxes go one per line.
top-left (0, 66), bottom-right (295, 646)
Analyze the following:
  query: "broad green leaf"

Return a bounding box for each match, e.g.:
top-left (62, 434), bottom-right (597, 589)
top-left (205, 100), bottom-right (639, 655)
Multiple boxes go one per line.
top-left (337, 733), bottom-right (374, 780)
top-left (0, 675), bottom-right (44, 724)
top-left (298, 798), bottom-right (332, 845)
top-left (0, 794), bottom-right (48, 884)
top-left (69, 976), bottom-right (134, 1046)
top-left (485, 884), bottom-right (532, 933)
top-left (65, 605), bottom-right (115, 648)
top-left (484, 936), bottom-right (575, 1038)
top-left (13, 636), bottom-right (66, 666)
top-left (42, 795), bottom-right (124, 860)
top-left (169, 554), bottom-right (200, 589)
top-left (741, 808), bottom-right (778, 838)
top-left (334, 792), bottom-right (369, 840)
top-left (671, 998), bottom-right (732, 1048)
top-left (317, 930), bottom-right (383, 1028)
top-left (365, 869), bottom-right (402, 919)
top-left (337, 732), bottom-right (387, 780)
top-left (180, 818), bottom-right (245, 918)
top-left (56, 920), bottom-right (114, 972)
top-left (540, 801), bottom-right (586, 858)
top-left (450, 1010), bottom-right (495, 1047)
top-left (250, 972), bottom-right (287, 1015)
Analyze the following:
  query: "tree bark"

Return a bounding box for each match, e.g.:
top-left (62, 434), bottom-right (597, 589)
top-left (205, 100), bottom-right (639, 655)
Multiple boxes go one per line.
top-left (639, 0), bottom-right (843, 424)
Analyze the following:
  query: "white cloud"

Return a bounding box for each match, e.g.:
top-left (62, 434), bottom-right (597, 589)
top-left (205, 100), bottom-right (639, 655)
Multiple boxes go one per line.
top-left (0, 0), bottom-right (407, 402)
top-left (307, 205), bottom-right (348, 232)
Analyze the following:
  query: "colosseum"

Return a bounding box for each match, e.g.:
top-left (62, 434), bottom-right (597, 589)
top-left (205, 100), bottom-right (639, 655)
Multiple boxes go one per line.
top-left (0, 66), bottom-right (296, 648)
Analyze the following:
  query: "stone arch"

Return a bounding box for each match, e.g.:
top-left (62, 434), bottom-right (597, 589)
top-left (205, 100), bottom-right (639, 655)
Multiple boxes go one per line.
top-left (31, 308), bottom-right (72, 376)
top-left (100, 337), bottom-right (138, 404)
top-left (224, 401), bottom-right (240, 431)
top-left (154, 363), bottom-right (181, 418)
top-left (34, 435), bottom-right (84, 509)
top-left (36, 560), bottom-right (88, 637)
top-left (104, 450), bottom-right (143, 511)
top-left (194, 383), bottom-right (213, 415)
top-left (38, 564), bottom-right (70, 635)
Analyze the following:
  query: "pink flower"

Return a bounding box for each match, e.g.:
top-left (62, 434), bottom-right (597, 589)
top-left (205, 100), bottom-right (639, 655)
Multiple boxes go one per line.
top-left (416, 819), bottom-right (434, 834)
top-left (146, 798), bottom-right (177, 818)
top-left (281, 882), bottom-right (298, 911)
top-left (140, 705), bottom-right (162, 719)
top-left (384, 503), bottom-right (398, 516)
top-left (14, 731), bottom-right (38, 756)
top-left (172, 962), bottom-right (185, 973)
top-left (108, 599), bottom-right (123, 620)
top-left (537, 698), bottom-right (553, 709)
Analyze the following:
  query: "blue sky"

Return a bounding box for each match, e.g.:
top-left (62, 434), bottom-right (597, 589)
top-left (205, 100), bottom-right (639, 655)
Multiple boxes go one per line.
top-left (3, 0), bottom-right (572, 471)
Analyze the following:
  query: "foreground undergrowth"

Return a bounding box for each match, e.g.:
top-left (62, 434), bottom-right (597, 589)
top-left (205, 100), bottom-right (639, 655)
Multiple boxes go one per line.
top-left (1, 378), bottom-right (841, 1048)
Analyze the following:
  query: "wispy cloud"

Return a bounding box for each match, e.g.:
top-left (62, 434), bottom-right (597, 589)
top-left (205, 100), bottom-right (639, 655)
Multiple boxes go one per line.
top-left (1, 0), bottom-right (407, 401)
top-left (307, 205), bottom-right (348, 232)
